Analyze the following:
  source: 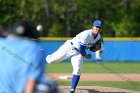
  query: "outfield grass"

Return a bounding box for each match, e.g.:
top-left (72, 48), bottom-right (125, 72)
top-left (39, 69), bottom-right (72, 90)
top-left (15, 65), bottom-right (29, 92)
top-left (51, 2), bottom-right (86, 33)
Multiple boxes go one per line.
top-left (57, 81), bottom-right (140, 91)
top-left (46, 62), bottom-right (140, 73)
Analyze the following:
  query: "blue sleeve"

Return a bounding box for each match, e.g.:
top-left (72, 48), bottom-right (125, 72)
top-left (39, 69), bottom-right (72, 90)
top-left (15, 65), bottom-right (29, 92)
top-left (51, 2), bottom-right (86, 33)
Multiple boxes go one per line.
top-left (79, 44), bottom-right (87, 56)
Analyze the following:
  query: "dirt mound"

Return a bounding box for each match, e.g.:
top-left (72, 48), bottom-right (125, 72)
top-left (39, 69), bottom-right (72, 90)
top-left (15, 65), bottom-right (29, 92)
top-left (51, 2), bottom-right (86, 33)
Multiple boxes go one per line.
top-left (59, 86), bottom-right (140, 93)
top-left (47, 74), bottom-right (140, 93)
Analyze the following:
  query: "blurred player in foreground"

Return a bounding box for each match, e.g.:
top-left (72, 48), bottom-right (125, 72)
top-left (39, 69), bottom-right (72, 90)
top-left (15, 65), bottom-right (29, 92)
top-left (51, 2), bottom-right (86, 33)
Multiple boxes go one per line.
top-left (46, 20), bottom-right (104, 93)
top-left (0, 21), bottom-right (59, 93)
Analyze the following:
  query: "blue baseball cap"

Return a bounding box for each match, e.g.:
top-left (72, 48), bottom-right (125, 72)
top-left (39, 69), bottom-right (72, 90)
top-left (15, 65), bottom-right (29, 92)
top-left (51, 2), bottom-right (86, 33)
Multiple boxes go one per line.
top-left (93, 20), bottom-right (103, 27)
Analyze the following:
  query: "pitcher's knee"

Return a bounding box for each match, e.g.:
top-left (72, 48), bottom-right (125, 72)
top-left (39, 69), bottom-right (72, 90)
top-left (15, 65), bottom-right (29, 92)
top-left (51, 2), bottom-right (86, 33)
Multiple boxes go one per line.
top-left (46, 59), bottom-right (56, 64)
top-left (72, 67), bottom-right (81, 75)
top-left (46, 56), bottom-right (55, 64)
top-left (46, 61), bottom-right (53, 64)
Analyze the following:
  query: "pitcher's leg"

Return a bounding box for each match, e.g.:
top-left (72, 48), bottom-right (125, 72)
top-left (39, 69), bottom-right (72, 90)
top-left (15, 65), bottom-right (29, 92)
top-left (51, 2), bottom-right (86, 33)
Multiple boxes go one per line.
top-left (46, 41), bottom-right (76, 64)
top-left (70, 54), bottom-right (83, 92)
top-left (46, 43), bottom-right (68, 64)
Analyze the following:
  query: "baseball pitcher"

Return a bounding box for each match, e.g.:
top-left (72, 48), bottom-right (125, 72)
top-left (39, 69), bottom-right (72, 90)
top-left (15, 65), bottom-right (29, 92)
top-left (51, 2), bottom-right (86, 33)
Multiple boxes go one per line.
top-left (46, 20), bottom-right (103, 93)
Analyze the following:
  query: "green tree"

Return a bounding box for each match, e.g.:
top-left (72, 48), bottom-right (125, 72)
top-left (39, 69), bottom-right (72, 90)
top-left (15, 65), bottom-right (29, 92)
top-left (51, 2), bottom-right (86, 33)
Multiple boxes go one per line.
top-left (1, 0), bottom-right (140, 37)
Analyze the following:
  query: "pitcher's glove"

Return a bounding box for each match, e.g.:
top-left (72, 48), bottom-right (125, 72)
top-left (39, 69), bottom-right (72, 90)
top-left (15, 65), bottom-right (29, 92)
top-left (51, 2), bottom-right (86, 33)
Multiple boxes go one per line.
top-left (89, 38), bottom-right (103, 52)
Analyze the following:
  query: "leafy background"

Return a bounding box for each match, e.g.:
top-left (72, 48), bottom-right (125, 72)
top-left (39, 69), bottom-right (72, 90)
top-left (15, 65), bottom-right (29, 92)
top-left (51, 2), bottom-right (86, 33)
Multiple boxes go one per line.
top-left (1, 0), bottom-right (140, 37)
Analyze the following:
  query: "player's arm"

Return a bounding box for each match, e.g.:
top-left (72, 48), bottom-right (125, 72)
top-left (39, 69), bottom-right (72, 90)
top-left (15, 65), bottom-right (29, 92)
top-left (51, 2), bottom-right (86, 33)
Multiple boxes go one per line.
top-left (79, 44), bottom-right (92, 59)
top-left (24, 79), bottom-right (36, 93)
top-left (90, 46), bottom-right (101, 52)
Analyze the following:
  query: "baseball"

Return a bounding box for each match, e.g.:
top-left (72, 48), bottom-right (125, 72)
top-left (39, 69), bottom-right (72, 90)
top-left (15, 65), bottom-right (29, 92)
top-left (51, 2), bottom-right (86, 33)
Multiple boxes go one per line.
top-left (36, 25), bottom-right (43, 32)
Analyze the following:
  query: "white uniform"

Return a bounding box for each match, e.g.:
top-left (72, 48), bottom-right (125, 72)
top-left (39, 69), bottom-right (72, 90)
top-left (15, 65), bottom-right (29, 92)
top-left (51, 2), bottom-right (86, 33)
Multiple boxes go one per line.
top-left (46, 29), bottom-right (101, 75)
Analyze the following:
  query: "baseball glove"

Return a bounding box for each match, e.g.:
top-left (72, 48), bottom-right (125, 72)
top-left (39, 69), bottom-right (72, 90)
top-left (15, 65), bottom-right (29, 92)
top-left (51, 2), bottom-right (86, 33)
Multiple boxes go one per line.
top-left (89, 38), bottom-right (103, 52)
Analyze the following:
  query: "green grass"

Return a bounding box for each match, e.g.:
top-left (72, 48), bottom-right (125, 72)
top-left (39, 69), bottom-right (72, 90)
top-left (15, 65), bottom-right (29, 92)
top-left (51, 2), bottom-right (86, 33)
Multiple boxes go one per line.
top-left (46, 62), bottom-right (140, 73)
top-left (57, 81), bottom-right (140, 91)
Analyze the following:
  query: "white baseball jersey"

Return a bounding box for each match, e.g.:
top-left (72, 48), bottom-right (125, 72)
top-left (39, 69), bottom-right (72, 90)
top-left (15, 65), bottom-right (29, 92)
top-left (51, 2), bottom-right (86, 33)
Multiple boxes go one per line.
top-left (71, 29), bottom-right (101, 50)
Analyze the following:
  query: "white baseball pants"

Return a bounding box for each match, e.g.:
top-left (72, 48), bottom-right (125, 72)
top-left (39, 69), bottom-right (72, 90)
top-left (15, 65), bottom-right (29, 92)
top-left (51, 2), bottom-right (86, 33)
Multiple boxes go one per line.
top-left (46, 40), bottom-right (84, 75)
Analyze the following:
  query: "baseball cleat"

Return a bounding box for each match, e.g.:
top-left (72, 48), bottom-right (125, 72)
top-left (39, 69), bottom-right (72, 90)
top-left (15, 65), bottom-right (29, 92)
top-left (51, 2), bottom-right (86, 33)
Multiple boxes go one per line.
top-left (70, 89), bottom-right (75, 93)
top-left (70, 91), bottom-right (75, 93)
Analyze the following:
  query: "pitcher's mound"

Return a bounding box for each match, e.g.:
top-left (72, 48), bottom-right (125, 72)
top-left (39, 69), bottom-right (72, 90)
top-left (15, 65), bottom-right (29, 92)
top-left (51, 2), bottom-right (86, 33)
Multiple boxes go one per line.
top-left (59, 86), bottom-right (140, 93)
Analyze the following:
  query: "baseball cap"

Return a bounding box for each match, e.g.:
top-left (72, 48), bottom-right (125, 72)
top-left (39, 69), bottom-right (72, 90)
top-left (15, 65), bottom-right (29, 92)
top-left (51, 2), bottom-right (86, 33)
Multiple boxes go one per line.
top-left (12, 21), bottom-right (39, 39)
top-left (93, 20), bottom-right (103, 27)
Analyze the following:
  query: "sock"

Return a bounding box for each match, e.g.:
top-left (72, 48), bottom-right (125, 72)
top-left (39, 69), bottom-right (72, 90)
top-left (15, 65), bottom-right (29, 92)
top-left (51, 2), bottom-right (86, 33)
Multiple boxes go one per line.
top-left (70, 74), bottom-right (80, 91)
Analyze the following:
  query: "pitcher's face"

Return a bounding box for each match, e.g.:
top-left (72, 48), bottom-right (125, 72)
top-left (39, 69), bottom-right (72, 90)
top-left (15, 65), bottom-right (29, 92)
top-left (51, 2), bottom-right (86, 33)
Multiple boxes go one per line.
top-left (92, 26), bottom-right (102, 35)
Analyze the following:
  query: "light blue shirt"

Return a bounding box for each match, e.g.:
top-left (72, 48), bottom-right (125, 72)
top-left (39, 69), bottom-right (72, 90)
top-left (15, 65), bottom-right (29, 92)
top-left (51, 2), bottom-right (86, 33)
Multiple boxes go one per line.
top-left (0, 37), bottom-right (45, 93)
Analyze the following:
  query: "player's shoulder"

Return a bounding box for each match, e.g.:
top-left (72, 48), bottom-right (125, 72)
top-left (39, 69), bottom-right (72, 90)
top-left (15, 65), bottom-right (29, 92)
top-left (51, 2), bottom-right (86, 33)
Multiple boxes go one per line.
top-left (24, 40), bottom-right (41, 51)
top-left (82, 29), bottom-right (92, 33)
top-left (10, 38), bottom-right (41, 51)
top-left (79, 29), bottom-right (92, 36)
